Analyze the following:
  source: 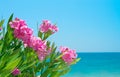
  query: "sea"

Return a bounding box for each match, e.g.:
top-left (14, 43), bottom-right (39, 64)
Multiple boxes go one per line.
top-left (63, 52), bottom-right (120, 77)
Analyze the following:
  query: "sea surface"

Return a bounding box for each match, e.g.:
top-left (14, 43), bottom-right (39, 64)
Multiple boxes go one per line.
top-left (63, 52), bottom-right (120, 77)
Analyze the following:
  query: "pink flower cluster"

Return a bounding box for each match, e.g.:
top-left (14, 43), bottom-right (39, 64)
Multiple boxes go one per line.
top-left (9, 18), bottom-right (51, 60)
top-left (9, 18), bottom-right (33, 44)
top-left (29, 36), bottom-right (49, 60)
top-left (60, 46), bottom-right (77, 64)
top-left (39, 20), bottom-right (58, 33)
top-left (12, 68), bottom-right (21, 76)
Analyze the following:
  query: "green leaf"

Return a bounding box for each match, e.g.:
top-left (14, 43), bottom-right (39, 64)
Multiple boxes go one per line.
top-left (46, 41), bottom-right (50, 47)
top-left (43, 30), bottom-right (52, 40)
top-left (0, 48), bottom-right (21, 72)
top-left (50, 42), bottom-right (58, 61)
top-left (0, 19), bottom-right (5, 27)
top-left (40, 68), bottom-right (52, 77)
top-left (2, 14), bottom-right (14, 52)
top-left (38, 31), bottom-right (43, 39)
top-left (4, 57), bottom-right (21, 70)
top-left (0, 56), bottom-right (21, 77)
top-left (7, 13), bottom-right (13, 30)
top-left (71, 58), bottom-right (81, 65)
top-left (20, 60), bottom-right (36, 71)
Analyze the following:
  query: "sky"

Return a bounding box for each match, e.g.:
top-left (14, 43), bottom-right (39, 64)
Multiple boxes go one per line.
top-left (0, 0), bottom-right (120, 52)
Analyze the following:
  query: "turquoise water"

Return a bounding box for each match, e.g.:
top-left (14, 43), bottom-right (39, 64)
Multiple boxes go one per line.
top-left (63, 52), bottom-right (120, 77)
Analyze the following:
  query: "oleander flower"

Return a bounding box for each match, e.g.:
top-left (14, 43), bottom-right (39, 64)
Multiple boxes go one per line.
top-left (36, 47), bottom-right (52, 60)
top-left (12, 68), bottom-right (21, 76)
top-left (13, 26), bottom-right (33, 40)
top-left (29, 36), bottom-right (46, 51)
top-left (9, 18), bottom-right (33, 47)
top-left (39, 20), bottom-right (58, 33)
top-left (9, 18), bottom-right (27, 29)
top-left (36, 50), bottom-right (47, 61)
top-left (50, 25), bottom-right (58, 33)
top-left (39, 20), bottom-right (51, 33)
top-left (60, 46), bottom-right (77, 64)
top-left (60, 46), bottom-right (70, 53)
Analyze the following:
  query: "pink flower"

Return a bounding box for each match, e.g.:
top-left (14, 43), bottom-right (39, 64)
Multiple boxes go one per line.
top-left (13, 26), bottom-right (33, 40)
top-left (22, 35), bottom-right (32, 47)
top-left (60, 46), bottom-right (77, 64)
top-left (30, 36), bottom-right (49, 61)
top-left (9, 18), bottom-right (33, 47)
top-left (36, 47), bottom-right (51, 61)
top-left (36, 50), bottom-right (47, 61)
top-left (9, 18), bottom-right (33, 42)
top-left (50, 25), bottom-right (58, 34)
top-left (12, 68), bottom-right (21, 76)
top-left (39, 20), bottom-right (58, 33)
top-left (62, 53), bottom-right (73, 64)
top-left (9, 18), bottom-right (27, 29)
top-left (29, 36), bottom-right (46, 51)
top-left (60, 46), bottom-right (70, 53)
top-left (13, 26), bottom-right (33, 48)
top-left (40, 20), bottom-right (51, 33)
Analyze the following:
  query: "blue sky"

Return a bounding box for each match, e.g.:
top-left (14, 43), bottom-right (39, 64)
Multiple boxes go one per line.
top-left (0, 0), bottom-right (120, 52)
